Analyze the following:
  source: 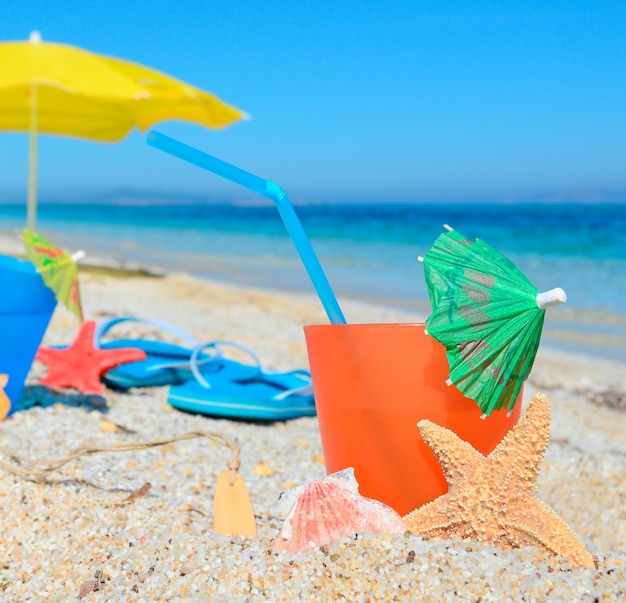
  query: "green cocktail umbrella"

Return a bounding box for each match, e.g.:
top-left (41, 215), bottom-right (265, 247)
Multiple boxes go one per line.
top-left (419, 225), bottom-right (566, 416)
top-left (22, 229), bottom-right (84, 322)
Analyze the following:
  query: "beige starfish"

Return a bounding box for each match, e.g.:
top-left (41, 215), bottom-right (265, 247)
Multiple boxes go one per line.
top-left (403, 393), bottom-right (594, 568)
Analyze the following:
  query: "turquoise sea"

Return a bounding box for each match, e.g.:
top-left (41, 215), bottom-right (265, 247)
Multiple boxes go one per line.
top-left (1, 201), bottom-right (625, 362)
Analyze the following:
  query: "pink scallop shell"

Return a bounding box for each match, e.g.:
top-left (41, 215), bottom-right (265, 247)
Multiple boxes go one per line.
top-left (273, 469), bottom-right (405, 553)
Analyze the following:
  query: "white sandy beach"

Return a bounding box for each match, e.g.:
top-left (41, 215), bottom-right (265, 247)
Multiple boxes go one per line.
top-left (0, 258), bottom-right (625, 600)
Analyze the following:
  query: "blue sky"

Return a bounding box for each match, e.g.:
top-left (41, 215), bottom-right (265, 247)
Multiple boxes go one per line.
top-left (1, 1), bottom-right (626, 204)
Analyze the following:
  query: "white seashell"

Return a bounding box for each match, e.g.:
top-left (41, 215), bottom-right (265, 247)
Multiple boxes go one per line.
top-left (274, 467), bottom-right (405, 553)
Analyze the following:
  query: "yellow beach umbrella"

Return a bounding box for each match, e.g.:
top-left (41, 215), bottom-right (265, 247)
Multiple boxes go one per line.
top-left (0, 31), bottom-right (246, 229)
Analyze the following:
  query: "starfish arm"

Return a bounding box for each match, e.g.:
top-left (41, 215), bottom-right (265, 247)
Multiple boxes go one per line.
top-left (486, 393), bottom-right (551, 495)
top-left (35, 346), bottom-right (59, 363)
top-left (502, 499), bottom-right (595, 568)
top-left (418, 420), bottom-right (485, 489)
top-left (75, 319), bottom-right (97, 344)
top-left (403, 496), bottom-right (472, 540)
top-left (38, 369), bottom-right (104, 395)
top-left (93, 348), bottom-right (147, 375)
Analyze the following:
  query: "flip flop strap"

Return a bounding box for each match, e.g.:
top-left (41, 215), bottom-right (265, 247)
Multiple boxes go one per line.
top-left (190, 340), bottom-right (313, 400)
top-left (266, 368), bottom-right (314, 398)
top-left (273, 379), bottom-right (314, 400)
top-left (147, 343), bottom-right (223, 373)
top-left (190, 340), bottom-right (263, 389)
top-left (94, 316), bottom-right (198, 347)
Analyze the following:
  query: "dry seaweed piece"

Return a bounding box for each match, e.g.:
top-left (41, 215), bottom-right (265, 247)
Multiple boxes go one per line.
top-left (113, 482), bottom-right (152, 507)
top-left (585, 388), bottom-right (626, 412)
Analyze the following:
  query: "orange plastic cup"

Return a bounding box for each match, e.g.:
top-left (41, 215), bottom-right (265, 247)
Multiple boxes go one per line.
top-left (304, 323), bottom-right (522, 516)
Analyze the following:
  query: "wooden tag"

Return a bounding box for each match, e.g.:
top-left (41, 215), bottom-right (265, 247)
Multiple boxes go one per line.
top-left (213, 470), bottom-right (257, 536)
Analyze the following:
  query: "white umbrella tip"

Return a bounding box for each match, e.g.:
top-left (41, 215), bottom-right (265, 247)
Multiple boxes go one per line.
top-left (29, 31), bottom-right (42, 43)
top-left (536, 287), bottom-right (567, 310)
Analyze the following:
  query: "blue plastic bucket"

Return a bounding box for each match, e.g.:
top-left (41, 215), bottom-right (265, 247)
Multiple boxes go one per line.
top-left (0, 254), bottom-right (56, 416)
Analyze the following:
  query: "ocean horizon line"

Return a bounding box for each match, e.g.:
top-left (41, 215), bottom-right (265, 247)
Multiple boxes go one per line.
top-left (1, 186), bottom-right (626, 207)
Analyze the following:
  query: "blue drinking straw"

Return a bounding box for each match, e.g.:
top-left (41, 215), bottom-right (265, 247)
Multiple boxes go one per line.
top-left (147, 131), bottom-right (346, 324)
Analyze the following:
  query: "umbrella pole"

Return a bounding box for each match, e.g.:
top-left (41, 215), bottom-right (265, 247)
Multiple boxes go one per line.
top-left (27, 84), bottom-right (38, 231)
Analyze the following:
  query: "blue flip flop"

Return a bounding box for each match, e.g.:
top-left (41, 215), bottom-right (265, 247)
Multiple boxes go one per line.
top-left (95, 318), bottom-right (308, 398)
top-left (167, 342), bottom-right (316, 421)
top-left (97, 318), bottom-right (260, 389)
top-left (95, 317), bottom-right (213, 389)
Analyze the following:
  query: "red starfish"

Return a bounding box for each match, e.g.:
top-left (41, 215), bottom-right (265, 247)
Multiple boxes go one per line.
top-left (35, 320), bottom-right (147, 395)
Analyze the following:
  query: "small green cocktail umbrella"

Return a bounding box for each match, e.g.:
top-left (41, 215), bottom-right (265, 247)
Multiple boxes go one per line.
top-left (419, 225), bottom-right (566, 416)
top-left (22, 229), bottom-right (84, 322)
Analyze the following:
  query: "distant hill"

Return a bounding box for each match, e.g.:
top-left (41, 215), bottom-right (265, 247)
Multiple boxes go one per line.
top-left (1, 186), bottom-right (625, 206)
